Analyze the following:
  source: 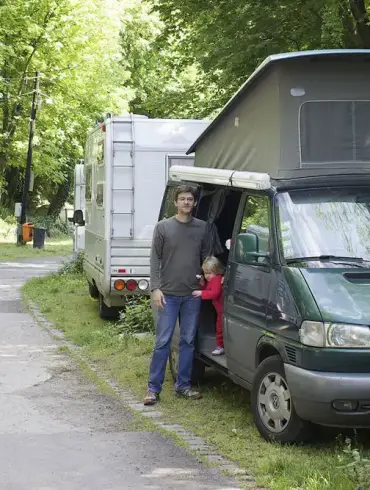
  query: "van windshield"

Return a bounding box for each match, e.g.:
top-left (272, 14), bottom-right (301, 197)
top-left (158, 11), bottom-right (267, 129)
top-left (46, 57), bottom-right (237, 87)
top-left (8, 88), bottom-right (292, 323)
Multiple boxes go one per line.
top-left (276, 188), bottom-right (370, 262)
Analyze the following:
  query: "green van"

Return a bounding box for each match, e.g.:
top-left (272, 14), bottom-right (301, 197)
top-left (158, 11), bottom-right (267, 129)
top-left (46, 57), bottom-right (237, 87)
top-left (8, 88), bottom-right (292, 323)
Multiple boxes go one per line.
top-left (163, 167), bottom-right (370, 444)
top-left (159, 50), bottom-right (370, 443)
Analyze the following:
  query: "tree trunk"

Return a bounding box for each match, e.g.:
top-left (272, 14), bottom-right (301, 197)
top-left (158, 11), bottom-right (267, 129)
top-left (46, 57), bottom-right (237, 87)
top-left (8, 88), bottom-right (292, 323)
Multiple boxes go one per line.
top-left (0, 167), bottom-right (22, 211)
top-left (47, 170), bottom-right (73, 219)
top-left (349, 0), bottom-right (370, 47)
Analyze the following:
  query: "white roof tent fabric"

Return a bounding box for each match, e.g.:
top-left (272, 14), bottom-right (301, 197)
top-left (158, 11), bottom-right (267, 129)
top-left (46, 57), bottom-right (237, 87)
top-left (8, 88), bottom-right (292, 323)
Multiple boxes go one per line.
top-left (169, 165), bottom-right (271, 190)
top-left (187, 50), bottom-right (370, 181)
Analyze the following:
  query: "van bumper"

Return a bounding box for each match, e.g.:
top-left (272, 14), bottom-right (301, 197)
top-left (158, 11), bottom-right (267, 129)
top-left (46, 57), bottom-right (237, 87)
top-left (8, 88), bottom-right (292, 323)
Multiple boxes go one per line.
top-left (285, 364), bottom-right (370, 427)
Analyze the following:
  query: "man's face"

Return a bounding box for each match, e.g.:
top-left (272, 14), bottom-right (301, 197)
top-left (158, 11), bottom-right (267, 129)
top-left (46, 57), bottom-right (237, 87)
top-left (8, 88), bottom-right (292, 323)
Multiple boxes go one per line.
top-left (175, 192), bottom-right (196, 214)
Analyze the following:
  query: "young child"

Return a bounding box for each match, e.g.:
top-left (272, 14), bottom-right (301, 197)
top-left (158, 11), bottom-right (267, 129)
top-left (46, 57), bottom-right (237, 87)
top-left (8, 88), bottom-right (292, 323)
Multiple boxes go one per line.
top-left (193, 256), bottom-right (224, 355)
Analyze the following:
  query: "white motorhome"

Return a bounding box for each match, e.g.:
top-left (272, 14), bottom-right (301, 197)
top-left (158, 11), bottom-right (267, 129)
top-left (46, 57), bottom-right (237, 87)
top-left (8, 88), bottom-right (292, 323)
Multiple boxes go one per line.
top-left (73, 114), bottom-right (210, 318)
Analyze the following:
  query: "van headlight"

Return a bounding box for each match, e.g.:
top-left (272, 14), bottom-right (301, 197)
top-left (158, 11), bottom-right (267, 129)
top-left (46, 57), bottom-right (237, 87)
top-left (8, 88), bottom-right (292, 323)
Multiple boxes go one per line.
top-left (327, 323), bottom-right (370, 348)
top-left (300, 321), bottom-right (370, 348)
top-left (299, 321), bottom-right (326, 347)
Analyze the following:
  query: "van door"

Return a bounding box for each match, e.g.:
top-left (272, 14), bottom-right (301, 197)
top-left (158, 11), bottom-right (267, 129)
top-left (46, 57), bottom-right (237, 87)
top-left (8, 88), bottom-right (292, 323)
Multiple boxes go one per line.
top-left (224, 193), bottom-right (272, 384)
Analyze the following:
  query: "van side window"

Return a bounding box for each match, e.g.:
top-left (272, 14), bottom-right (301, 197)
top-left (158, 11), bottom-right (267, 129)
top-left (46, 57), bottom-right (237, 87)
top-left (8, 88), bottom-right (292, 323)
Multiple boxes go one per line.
top-left (85, 166), bottom-right (92, 202)
top-left (97, 140), bottom-right (104, 166)
top-left (161, 186), bottom-right (177, 220)
top-left (96, 183), bottom-right (104, 207)
top-left (235, 195), bottom-right (270, 265)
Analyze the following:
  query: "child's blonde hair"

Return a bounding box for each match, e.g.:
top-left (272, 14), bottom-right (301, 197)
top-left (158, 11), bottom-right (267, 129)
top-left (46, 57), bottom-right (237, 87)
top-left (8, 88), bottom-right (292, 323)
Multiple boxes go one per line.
top-left (202, 256), bottom-right (224, 275)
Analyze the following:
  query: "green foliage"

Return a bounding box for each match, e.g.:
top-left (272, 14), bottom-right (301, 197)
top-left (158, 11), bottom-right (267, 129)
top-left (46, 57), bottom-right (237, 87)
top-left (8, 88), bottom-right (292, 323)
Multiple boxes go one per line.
top-left (58, 251), bottom-right (84, 275)
top-left (115, 296), bottom-right (155, 335)
top-left (3, 0), bottom-right (370, 222)
top-left (151, 0), bottom-right (370, 109)
top-left (120, 1), bottom-right (219, 118)
top-left (0, 0), bottom-right (130, 208)
top-left (0, 207), bottom-right (17, 225)
top-left (242, 196), bottom-right (270, 231)
top-left (339, 437), bottom-right (370, 489)
top-left (28, 215), bottom-right (72, 238)
top-left (0, 208), bottom-right (16, 239)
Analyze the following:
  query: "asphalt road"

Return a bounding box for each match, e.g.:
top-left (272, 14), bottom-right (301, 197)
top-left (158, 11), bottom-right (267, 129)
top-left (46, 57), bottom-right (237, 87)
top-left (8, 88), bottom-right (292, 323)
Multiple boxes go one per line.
top-left (0, 256), bottom-right (238, 490)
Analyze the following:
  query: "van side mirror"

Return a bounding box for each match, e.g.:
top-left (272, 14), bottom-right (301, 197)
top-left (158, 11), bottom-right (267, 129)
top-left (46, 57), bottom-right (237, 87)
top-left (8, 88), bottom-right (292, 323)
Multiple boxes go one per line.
top-left (235, 233), bottom-right (269, 265)
top-left (73, 209), bottom-right (85, 226)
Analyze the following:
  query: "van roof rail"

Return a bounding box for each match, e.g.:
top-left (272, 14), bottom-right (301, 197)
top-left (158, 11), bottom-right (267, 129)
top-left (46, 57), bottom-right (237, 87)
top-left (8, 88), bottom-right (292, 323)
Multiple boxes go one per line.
top-left (169, 165), bottom-right (271, 191)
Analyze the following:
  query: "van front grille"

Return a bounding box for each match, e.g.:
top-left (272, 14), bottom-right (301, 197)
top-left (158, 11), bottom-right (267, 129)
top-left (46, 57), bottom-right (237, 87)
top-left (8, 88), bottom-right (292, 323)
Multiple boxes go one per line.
top-left (285, 346), bottom-right (297, 364)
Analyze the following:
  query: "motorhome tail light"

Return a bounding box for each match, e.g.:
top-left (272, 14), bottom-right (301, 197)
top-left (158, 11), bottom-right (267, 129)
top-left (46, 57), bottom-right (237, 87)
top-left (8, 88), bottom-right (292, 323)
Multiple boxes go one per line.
top-left (101, 123), bottom-right (106, 132)
top-left (126, 280), bottom-right (137, 291)
top-left (114, 279), bottom-right (125, 291)
top-left (118, 268), bottom-right (127, 273)
top-left (138, 279), bottom-right (149, 291)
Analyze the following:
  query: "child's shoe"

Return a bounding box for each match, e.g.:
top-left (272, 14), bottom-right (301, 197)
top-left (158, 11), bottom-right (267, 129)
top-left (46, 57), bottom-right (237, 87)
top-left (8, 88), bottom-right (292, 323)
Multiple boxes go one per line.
top-left (212, 347), bottom-right (225, 356)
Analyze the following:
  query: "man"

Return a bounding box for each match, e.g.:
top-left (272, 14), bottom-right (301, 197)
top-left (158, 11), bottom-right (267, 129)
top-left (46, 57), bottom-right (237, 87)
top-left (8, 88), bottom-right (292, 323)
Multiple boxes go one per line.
top-left (144, 185), bottom-right (206, 406)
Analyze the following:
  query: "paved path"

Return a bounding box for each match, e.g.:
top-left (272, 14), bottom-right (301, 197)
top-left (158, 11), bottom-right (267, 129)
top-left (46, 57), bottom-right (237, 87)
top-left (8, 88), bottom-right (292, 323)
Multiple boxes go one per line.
top-left (0, 257), bottom-right (238, 490)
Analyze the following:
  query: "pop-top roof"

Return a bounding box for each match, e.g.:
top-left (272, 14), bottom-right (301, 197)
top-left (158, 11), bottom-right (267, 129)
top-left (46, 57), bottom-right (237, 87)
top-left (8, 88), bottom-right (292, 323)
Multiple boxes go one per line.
top-left (187, 49), bottom-right (370, 155)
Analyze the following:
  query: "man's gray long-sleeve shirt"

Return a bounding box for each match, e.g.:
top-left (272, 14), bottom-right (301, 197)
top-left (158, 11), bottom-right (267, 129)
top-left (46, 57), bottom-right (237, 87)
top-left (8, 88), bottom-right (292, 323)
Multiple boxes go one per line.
top-left (150, 216), bottom-right (207, 296)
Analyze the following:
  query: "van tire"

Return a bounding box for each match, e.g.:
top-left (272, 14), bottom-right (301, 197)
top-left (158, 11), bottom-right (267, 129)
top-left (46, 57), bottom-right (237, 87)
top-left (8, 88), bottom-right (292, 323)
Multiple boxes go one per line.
top-left (88, 281), bottom-right (99, 299)
top-left (251, 355), bottom-right (311, 444)
top-left (169, 343), bottom-right (206, 385)
top-left (99, 293), bottom-right (120, 320)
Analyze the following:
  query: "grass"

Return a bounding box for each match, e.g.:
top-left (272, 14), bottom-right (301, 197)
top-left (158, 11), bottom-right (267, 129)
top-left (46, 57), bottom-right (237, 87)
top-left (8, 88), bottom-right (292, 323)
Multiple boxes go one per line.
top-left (0, 238), bottom-right (72, 260)
top-left (0, 214), bottom-right (72, 260)
top-left (22, 272), bottom-right (370, 490)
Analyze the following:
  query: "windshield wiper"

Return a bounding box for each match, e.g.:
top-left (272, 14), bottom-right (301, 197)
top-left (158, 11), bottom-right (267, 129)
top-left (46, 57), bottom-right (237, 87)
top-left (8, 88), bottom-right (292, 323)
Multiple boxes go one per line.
top-left (286, 255), bottom-right (366, 267)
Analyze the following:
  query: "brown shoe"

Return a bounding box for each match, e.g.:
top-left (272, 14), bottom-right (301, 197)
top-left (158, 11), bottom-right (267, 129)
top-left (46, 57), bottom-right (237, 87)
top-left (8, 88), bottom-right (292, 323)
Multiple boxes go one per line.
top-left (144, 390), bottom-right (159, 406)
top-left (175, 388), bottom-right (202, 400)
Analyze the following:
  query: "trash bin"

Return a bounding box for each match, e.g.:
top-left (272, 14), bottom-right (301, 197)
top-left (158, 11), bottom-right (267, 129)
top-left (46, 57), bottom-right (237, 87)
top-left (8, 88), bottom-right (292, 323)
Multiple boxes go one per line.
top-left (33, 227), bottom-right (47, 249)
top-left (22, 222), bottom-right (34, 242)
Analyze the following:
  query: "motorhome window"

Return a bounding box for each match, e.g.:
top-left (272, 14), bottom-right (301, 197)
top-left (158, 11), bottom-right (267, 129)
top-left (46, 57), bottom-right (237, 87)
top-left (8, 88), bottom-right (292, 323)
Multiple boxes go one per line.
top-left (96, 183), bottom-right (104, 207)
top-left (85, 166), bottom-right (92, 201)
top-left (236, 196), bottom-right (270, 264)
top-left (97, 140), bottom-right (104, 166)
top-left (300, 101), bottom-right (370, 164)
top-left (276, 188), bottom-right (370, 261)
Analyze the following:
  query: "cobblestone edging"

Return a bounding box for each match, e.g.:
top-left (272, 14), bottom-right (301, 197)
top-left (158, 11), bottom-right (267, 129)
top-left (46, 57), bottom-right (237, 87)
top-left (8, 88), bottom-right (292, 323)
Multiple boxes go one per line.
top-left (27, 299), bottom-right (268, 490)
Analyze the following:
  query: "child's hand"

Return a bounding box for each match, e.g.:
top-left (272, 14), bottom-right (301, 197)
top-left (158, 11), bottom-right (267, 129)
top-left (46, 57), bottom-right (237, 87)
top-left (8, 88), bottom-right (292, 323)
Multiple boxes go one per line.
top-left (192, 290), bottom-right (202, 297)
top-left (221, 277), bottom-right (224, 285)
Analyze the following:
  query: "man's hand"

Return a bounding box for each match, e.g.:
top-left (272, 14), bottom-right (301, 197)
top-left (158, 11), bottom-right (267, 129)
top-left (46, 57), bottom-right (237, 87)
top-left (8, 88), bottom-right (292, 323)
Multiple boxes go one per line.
top-left (192, 290), bottom-right (202, 297)
top-left (151, 289), bottom-right (166, 309)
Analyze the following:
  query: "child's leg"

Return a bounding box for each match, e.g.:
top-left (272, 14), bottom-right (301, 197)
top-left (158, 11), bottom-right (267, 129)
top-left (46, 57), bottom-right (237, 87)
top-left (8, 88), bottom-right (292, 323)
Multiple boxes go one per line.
top-left (216, 314), bottom-right (224, 348)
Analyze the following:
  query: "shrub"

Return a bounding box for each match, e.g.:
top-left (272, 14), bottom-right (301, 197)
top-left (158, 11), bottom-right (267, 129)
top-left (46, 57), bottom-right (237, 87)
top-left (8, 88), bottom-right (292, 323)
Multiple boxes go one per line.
top-left (339, 437), bottom-right (370, 489)
top-left (115, 296), bottom-right (154, 335)
top-left (28, 215), bottom-right (73, 238)
top-left (59, 252), bottom-right (84, 275)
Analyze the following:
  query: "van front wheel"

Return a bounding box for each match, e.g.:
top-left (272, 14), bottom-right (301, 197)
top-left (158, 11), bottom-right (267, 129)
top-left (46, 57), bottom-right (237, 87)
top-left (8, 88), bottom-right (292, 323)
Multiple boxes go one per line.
top-left (251, 355), bottom-right (311, 444)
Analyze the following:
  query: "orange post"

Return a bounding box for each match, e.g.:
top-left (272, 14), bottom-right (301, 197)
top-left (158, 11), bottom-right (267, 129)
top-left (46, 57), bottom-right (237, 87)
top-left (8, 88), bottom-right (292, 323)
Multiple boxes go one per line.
top-left (22, 223), bottom-right (34, 242)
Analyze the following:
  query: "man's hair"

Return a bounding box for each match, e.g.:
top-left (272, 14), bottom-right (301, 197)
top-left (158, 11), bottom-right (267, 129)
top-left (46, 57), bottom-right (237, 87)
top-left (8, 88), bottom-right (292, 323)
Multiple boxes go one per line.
top-left (174, 185), bottom-right (197, 202)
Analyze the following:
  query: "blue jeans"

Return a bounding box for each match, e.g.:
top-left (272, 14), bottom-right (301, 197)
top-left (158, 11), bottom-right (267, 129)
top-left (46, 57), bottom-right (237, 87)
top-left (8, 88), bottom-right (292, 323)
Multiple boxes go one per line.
top-left (148, 294), bottom-right (201, 393)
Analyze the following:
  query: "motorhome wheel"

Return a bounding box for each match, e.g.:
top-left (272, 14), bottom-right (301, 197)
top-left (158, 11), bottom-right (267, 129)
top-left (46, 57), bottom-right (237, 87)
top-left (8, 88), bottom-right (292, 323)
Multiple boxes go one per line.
top-left (88, 281), bottom-right (99, 299)
top-left (251, 355), bottom-right (310, 444)
top-left (98, 293), bottom-right (120, 320)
